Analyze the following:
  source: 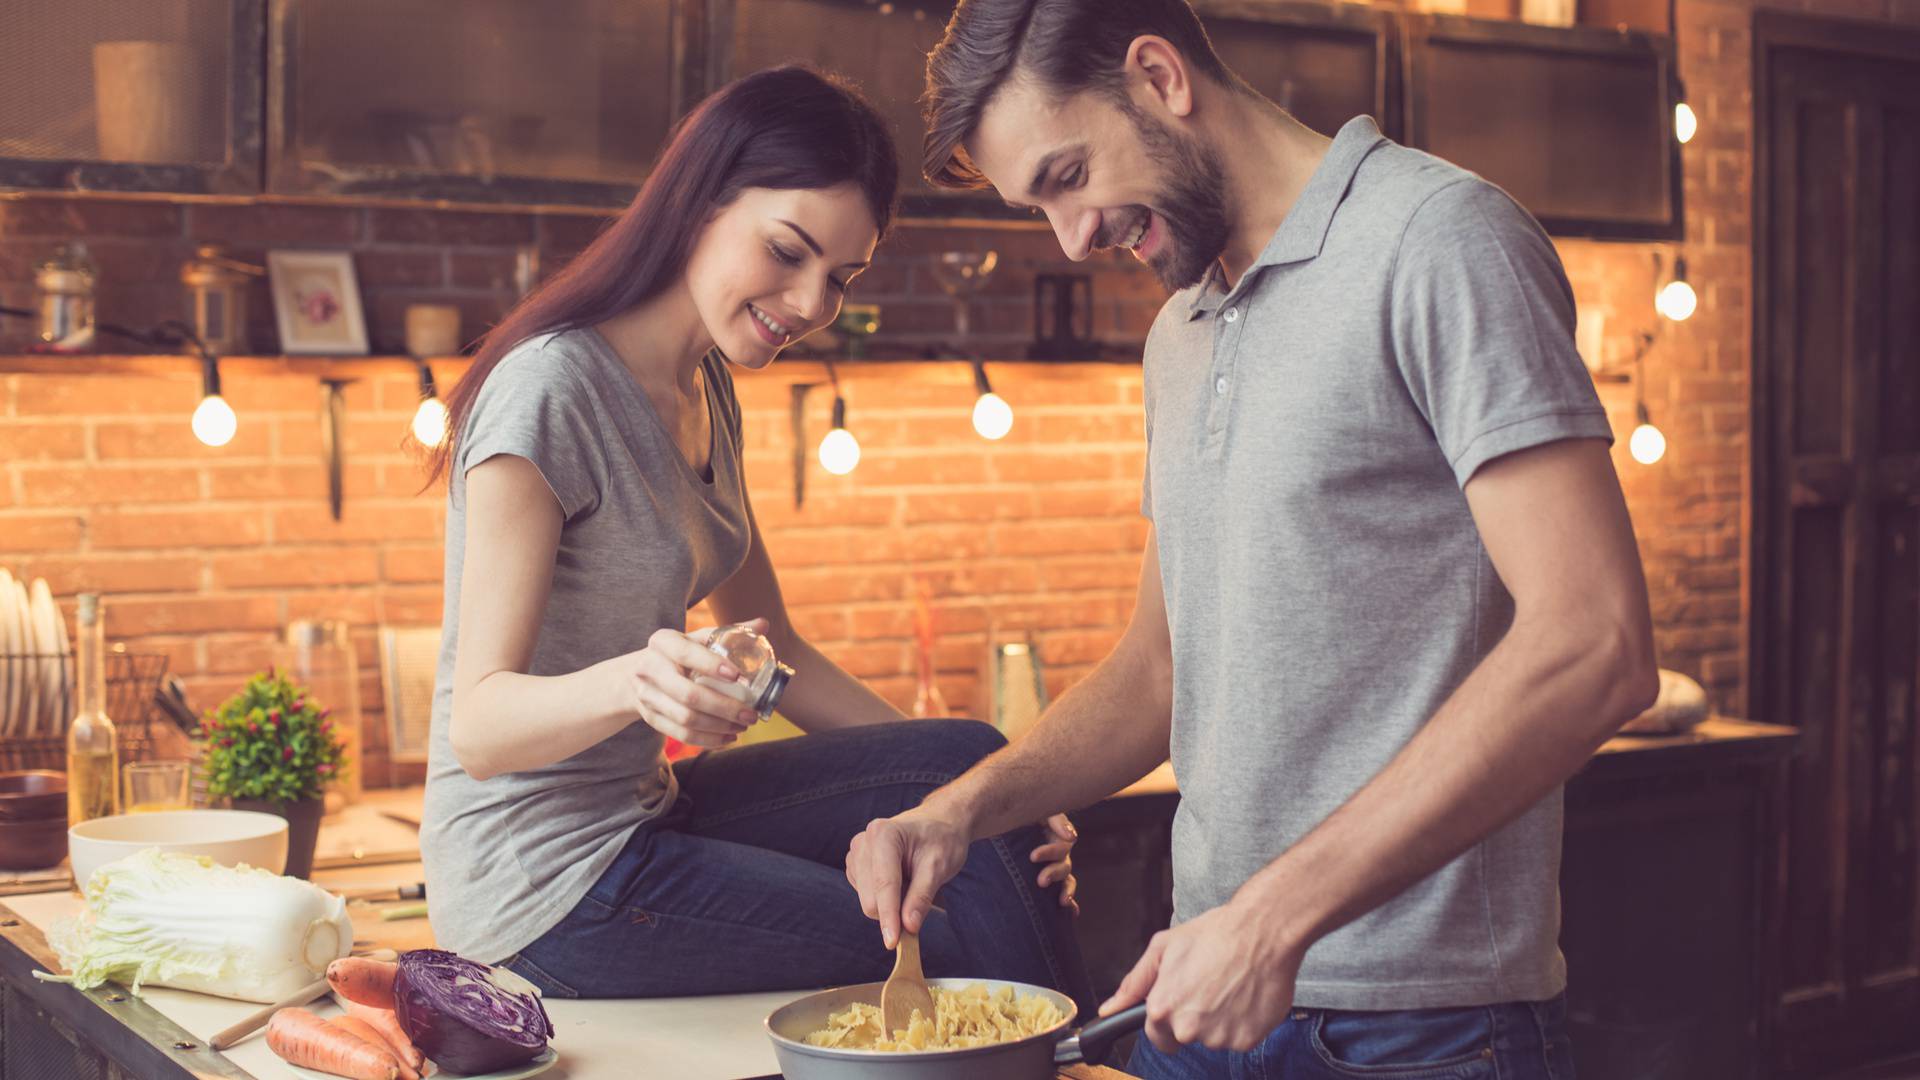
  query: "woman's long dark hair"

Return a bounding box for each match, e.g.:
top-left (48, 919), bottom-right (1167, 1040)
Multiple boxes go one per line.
top-left (427, 65), bottom-right (898, 486)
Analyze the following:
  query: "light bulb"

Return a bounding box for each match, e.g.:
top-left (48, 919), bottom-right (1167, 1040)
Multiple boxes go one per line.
top-left (1655, 279), bottom-right (1698, 322)
top-left (411, 396), bottom-right (449, 447)
top-left (1674, 102), bottom-right (1698, 144)
top-left (972, 392), bottom-right (1013, 440)
top-left (191, 394), bottom-right (237, 447)
top-left (1629, 422), bottom-right (1667, 465)
top-left (819, 426), bottom-right (861, 475)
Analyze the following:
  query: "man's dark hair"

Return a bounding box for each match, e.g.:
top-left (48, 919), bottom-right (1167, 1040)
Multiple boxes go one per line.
top-left (923, 0), bottom-right (1236, 189)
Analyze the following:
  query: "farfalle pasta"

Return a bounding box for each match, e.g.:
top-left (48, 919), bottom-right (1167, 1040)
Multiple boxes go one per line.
top-left (804, 983), bottom-right (1067, 1052)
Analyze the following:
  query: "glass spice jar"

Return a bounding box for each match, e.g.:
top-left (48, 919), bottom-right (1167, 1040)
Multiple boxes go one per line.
top-left (695, 623), bottom-right (794, 720)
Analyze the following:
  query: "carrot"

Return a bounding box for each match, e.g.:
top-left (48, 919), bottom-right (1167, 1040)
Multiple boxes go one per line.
top-left (265, 1008), bottom-right (398, 1080)
top-left (344, 1001), bottom-right (427, 1074)
top-left (330, 1015), bottom-right (418, 1080)
top-left (327, 957), bottom-right (399, 1009)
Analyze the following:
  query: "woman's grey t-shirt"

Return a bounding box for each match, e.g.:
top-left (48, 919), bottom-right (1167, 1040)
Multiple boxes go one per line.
top-left (421, 328), bottom-right (750, 963)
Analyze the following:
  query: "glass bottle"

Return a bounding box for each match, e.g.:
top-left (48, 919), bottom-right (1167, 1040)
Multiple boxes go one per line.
top-left (696, 623), bottom-right (794, 720)
top-left (283, 620), bottom-right (363, 810)
top-left (35, 243), bottom-right (97, 352)
top-left (67, 593), bottom-right (121, 826)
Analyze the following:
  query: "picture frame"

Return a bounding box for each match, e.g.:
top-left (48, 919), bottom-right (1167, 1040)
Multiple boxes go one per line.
top-left (266, 250), bottom-right (369, 355)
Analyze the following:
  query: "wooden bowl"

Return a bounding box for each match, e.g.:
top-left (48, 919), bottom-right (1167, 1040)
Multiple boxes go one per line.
top-left (0, 771), bottom-right (67, 822)
top-left (0, 815), bottom-right (69, 870)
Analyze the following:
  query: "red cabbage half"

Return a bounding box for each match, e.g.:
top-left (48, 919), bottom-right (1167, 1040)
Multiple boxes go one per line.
top-left (393, 949), bottom-right (555, 1074)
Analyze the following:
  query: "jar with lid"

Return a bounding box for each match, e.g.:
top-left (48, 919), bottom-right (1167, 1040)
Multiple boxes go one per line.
top-left (35, 243), bottom-right (97, 352)
top-left (695, 623), bottom-right (794, 720)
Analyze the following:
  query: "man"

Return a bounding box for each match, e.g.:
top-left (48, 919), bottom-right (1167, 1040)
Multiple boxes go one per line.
top-left (845, 0), bottom-right (1659, 1076)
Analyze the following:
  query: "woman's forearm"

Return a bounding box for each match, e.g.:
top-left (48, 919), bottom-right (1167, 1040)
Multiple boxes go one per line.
top-left (773, 635), bottom-right (907, 733)
top-left (450, 659), bottom-right (633, 779)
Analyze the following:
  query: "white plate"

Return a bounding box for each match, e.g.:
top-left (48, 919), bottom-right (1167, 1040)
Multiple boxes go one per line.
top-left (0, 568), bottom-right (14, 736)
top-left (29, 579), bottom-right (63, 736)
top-left (286, 1047), bottom-right (558, 1080)
top-left (12, 580), bottom-right (37, 737)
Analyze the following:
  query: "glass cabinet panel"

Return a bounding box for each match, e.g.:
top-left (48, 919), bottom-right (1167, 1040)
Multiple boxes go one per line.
top-left (0, 0), bottom-right (257, 193)
top-left (271, 0), bottom-right (683, 204)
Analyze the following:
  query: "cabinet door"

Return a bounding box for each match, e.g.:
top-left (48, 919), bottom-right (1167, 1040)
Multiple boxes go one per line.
top-left (1402, 14), bottom-right (1681, 240)
top-left (268, 0), bottom-right (695, 207)
top-left (0, 0), bottom-right (262, 195)
top-left (1197, 1), bottom-right (1396, 141)
top-left (716, 0), bottom-right (1022, 219)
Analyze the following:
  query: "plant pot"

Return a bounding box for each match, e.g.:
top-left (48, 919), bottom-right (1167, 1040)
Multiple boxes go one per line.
top-left (229, 797), bottom-right (323, 879)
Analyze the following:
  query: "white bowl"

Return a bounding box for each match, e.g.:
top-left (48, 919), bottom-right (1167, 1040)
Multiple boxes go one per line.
top-left (69, 810), bottom-right (290, 889)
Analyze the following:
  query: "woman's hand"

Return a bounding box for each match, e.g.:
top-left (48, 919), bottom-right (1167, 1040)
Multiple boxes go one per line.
top-left (614, 622), bottom-right (765, 749)
top-left (1030, 813), bottom-right (1080, 917)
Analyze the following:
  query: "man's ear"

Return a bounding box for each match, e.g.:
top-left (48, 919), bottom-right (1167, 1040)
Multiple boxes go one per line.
top-left (1127, 35), bottom-right (1194, 119)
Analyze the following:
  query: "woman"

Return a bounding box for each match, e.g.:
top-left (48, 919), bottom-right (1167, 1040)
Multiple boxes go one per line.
top-left (418, 66), bottom-right (1090, 1010)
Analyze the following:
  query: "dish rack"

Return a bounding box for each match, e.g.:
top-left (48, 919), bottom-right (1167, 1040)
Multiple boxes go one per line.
top-left (0, 650), bottom-right (170, 772)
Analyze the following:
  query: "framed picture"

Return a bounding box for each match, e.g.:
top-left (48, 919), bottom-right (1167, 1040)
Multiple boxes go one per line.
top-left (267, 250), bottom-right (369, 354)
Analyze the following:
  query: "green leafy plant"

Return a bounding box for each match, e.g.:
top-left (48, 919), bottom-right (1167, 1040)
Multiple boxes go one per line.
top-left (199, 668), bottom-right (347, 804)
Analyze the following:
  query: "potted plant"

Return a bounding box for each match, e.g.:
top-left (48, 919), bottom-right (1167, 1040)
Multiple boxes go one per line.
top-left (198, 668), bottom-right (347, 879)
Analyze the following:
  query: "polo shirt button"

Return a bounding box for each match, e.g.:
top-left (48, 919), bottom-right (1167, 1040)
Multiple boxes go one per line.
top-left (1214, 377), bottom-right (1228, 394)
top-left (1223, 306), bottom-right (1240, 323)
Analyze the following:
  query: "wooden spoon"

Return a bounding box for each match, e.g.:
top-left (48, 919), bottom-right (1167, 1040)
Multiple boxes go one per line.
top-left (879, 930), bottom-right (935, 1037)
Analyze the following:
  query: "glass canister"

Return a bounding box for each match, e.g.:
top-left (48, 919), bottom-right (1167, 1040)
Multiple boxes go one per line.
top-left (282, 620), bottom-right (364, 809)
top-left (35, 243), bottom-right (97, 352)
top-left (696, 623), bottom-right (794, 720)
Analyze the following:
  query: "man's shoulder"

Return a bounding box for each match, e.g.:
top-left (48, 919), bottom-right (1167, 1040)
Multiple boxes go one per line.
top-left (1342, 140), bottom-right (1524, 241)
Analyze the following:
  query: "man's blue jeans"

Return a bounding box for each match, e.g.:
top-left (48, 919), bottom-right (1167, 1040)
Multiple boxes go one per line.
top-left (498, 719), bottom-right (1093, 1014)
top-left (1128, 995), bottom-right (1576, 1079)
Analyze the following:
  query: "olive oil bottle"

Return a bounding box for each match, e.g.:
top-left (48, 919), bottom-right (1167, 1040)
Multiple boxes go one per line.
top-left (66, 593), bottom-right (120, 827)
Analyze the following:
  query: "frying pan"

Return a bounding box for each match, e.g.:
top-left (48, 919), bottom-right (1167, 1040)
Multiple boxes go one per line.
top-left (765, 977), bottom-right (1146, 1079)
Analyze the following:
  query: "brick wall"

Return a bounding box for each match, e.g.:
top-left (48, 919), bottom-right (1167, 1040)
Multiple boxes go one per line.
top-left (6, 0), bottom-right (1920, 784)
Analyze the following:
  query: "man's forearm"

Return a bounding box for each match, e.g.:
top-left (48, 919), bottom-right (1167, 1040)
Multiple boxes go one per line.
top-left (924, 636), bottom-right (1174, 840)
top-left (1237, 611), bottom-right (1657, 953)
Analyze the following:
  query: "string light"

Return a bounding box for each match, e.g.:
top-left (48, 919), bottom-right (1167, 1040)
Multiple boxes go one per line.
top-left (1673, 77), bottom-right (1697, 144)
top-left (191, 355), bottom-right (236, 447)
top-left (970, 360), bottom-right (1013, 440)
top-left (1628, 333), bottom-right (1666, 467)
top-left (817, 360), bottom-right (860, 475)
top-left (1656, 255), bottom-right (1697, 322)
top-left (410, 361), bottom-right (449, 447)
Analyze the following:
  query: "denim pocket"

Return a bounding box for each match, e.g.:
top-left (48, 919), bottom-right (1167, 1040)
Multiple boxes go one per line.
top-left (498, 953), bottom-right (582, 1001)
top-left (1308, 1006), bottom-right (1496, 1077)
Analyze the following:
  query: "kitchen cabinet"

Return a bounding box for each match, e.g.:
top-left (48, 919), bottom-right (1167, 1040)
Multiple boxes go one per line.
top-left (1196, 1), bottom-right (1399, 142)
top-left (1070, 721), bottom-right (1798, 1078)
top-left (1401, 13), bottom-right (1684, 240)
top-left (266, 0), bottom-right (700, 208)
top-left (0, 0), bottom-right (263, 196)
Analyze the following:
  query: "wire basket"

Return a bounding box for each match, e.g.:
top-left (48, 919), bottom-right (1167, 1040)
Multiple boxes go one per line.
top-left (0, 650), bottom-right (170, 772)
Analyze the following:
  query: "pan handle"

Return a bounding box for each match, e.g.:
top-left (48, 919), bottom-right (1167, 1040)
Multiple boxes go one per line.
top-left (1053, 1004), bottom-right (1148, 1066)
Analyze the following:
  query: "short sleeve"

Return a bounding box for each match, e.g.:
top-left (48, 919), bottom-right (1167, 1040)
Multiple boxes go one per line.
top-left (458, 342), bottom-right (606, 520)
top-left (1389, 179), bottom-right (1612, 487)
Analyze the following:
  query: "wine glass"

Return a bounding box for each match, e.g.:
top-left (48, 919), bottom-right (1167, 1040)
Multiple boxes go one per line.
top-left (927, 250), bottom-right (1000, 353)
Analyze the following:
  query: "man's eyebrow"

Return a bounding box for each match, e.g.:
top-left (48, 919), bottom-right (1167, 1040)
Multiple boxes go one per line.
top-left (776, 219), bottom-right (824, 256)
top-left (1026, 144), bottom-right (1087, 200)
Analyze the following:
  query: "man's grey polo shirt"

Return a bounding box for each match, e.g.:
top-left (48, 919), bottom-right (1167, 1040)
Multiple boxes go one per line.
top-left (1142, 116), bottom-right (1612, 1009)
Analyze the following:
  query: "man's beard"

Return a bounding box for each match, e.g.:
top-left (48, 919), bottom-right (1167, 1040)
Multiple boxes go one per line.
top-left (1118, 100), bottom-right (1232, 292)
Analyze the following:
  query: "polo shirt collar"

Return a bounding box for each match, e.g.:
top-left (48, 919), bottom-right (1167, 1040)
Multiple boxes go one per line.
top-left (1187, 115), bottom-right (1388, 319)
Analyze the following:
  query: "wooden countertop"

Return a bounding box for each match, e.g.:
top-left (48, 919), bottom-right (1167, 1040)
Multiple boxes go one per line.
top-left (0, 855), bottom-right (1131, 1080)
top-left (1105, 716), bottom-right (1799, 800)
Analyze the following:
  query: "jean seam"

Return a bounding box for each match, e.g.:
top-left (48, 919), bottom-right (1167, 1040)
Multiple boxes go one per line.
top-left (687, 769), bottom-right (961, 830)
top-left (501, 951), bottom-right (581, 999)
top-left (592, 900), bottom-right (888, 967)
top-left (985, 831), bottom-right (1068, 989)
top-left (1530, 1001), bottom-right (1557, 1080)
top-left (1308, 1008), bottom-right (1497, 1077)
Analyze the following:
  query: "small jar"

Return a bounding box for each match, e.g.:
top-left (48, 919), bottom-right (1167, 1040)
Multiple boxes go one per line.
top-left (696, 623), bottom-right (794, 719)
top-left (36, 242), bottom-right (97, 351)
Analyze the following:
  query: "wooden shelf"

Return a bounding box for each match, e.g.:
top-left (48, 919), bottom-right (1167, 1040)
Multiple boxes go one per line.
top-left (0, 354), bottom-right (1139, 383)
